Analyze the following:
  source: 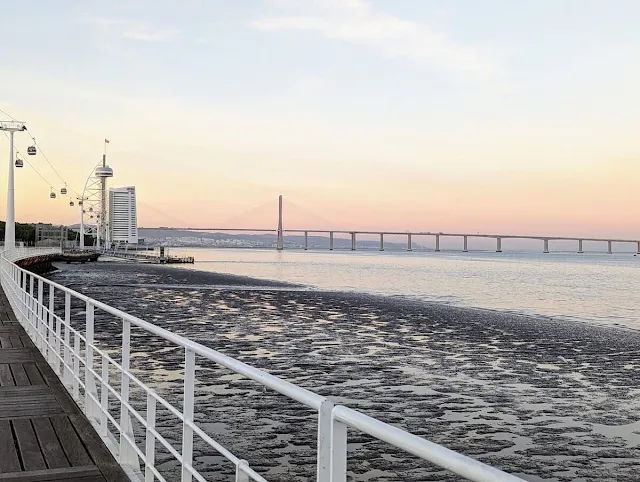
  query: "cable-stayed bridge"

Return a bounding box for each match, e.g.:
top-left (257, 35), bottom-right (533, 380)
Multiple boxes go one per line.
top-left (143, 196), bottom-right (640, 254)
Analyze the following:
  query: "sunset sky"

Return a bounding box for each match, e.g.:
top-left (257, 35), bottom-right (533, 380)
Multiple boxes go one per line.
top-left (0, 0), bottom-right (638, 237)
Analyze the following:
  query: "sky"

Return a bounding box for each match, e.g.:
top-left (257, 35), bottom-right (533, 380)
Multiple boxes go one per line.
top-left (0, 0), bottom-right (638, 237)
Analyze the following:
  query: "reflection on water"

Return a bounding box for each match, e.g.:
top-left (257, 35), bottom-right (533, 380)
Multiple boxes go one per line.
top-left (169, 248), bottom-right (640, 328)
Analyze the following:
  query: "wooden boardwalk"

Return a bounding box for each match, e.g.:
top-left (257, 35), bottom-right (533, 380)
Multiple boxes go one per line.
top-left (0, 288), bottom-right (129, 481)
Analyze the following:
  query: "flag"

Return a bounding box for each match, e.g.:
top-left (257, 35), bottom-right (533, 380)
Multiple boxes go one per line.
top-left (105, 138), bottom-right (110, 144)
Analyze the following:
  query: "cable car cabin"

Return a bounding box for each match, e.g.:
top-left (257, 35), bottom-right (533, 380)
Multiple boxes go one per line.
top-left (61, 187), bottom-right (67, 195)
top-left (15, 158), bottom-right (23, 168)
top-left (27, 145), bottom-right (36, 155)
top-left (50, 192), bottom-right (56, 199)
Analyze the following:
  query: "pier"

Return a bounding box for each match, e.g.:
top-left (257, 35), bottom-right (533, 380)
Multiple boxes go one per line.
top-left (0, 263), bottom-right (127, 481)
top-left (0, 247), bottom-right (525, 482)
top-left (102, 248), bottom-right (194, 264)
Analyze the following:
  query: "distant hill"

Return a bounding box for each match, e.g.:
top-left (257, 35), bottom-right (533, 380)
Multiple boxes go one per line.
top-left (137, 228), bottom-right (423, 250)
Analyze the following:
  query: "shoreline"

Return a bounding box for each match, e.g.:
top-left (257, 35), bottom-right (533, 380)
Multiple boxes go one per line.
top-left (99, 259), bottom-right (640, 335)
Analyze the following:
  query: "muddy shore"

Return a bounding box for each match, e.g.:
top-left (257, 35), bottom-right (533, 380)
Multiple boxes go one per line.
top-left (49, 262), bottom-right (640, 482)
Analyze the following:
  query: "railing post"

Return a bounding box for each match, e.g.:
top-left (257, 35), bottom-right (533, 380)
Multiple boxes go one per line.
top-left (407, 233), bottom-right (412, 252)
top-left (578, 239), bottom-right (584, 254)
top-left (435, 234), bottom-right (440, 252)
top-left (329, 232), bottom-right (334, 251)
top-left (304, 231), bottom-right (308, 251)
top-left (63, 292), bottom-right (72, 387)
top-left (235, 460), bottom-right (250, 482)
top-left (496, 237), bottom-right (502, 253)
top-left (543, 239), bottom-right (549, 253)
top-left (379, 233), bottom-right (384, 251)
top-left (73, 331), bottom-right (80, 400)
top-left (317, 399), bottom-right (333, 482)
top-left (20, 271), bottom-right (27, 325)
top-left (637, 241), bottom-right (640, 255)
top-left (351, 232), bottom-right (356, 251)
top-left (85, 301), bottom-right (100, 421)
top-left (181, 348), bottom-right (196, 482)
top-left (29, 276), bottom-right (34, 337)
top-left (463, 235), bottom-right (468, 252)
top-left (608, 240), bottom-right (612, 254)
top-left (119, 319), bottom-right (140, 471)
top-left (37, 279), bottom-right (44, 353)
top-left (330, 411), bottom-right (348, 482)
top-left (100, 354), bottom-right (109, 436)
top-left (48, 285), bottom-right (55, 365)
top-left (145, 391), bottom-right (157, 482)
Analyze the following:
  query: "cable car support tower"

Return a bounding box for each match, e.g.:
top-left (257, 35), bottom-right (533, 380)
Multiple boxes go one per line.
top-left (80, 147), bottom-right (113, 250)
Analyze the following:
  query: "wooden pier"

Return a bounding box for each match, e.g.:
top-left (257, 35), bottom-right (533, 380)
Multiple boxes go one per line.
top-left (0, 288), bottom-right (128, 481)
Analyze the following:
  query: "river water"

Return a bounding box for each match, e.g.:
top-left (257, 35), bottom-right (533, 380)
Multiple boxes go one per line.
top-left (170, 248), bottom-right (640, 328)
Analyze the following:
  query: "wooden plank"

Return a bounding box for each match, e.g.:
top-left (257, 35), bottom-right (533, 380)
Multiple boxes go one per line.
top-left (0, 365), bottom-right (14, 386)
top-left (0, 336), bottom-right (9, 349)
top-left (8, 336), bottom-right (23, 348)
top-left (0, 465), bottom-right (103, 481)
top-left (64, 415), bottom-right (129, 482)
top-left (24, 363), bottom-right (46, 385)
top-left (0, 386), bottom-right (52, 398)
top-left (12, 419), bottom-right (47, 471)
top-left (0, 420), bottom-right (21, 473)
top-left (50, 417), bottom-right (93, 467)
top-left (0, 349), bottom-right (36, 363)
top-left (32, 418), bottom-right (70, 469)
top-left (0, 328), bottom-right (21, 334)
top-left (9, 364), bottom-right (30, 386)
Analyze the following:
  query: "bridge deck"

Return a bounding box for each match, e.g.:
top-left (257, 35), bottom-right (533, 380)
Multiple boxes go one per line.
top-left (0, 289), bottom-right (128, 482)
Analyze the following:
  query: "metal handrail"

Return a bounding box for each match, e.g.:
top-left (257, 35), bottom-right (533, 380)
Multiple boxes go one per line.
top-left (0, 248), bottom-right (527, 482)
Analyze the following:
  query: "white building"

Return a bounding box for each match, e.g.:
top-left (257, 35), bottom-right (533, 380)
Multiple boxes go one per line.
top-left (109, 186), bottom-right (138, 244)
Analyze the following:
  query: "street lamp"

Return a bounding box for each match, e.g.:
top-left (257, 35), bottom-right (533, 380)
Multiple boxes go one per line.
top-left (0, 121), bottom-right (27, 249)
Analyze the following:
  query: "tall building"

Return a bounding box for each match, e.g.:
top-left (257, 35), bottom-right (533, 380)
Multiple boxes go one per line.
top-left (109, 186), bottom-right (138, 244)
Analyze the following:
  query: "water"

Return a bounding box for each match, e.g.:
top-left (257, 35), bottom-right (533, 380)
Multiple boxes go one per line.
top-left (168, 248), bottom-right (640, 329)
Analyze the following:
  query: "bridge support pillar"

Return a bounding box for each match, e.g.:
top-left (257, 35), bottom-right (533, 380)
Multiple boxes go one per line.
top-left (379, 233), bottom-right (384, 251)
top-left (463, 235), bottom-right (468, 252)
top-left (543, 239), bottom-right (549, 253)
top-left (407, 234), bottom-right (412, 251)
top-left (496, 237), bottom-right (502, 253)
top-left (329, 232), bottom-right (334, 251)
top-left (578, 239), bottom-right (583, 253)
top-left (277, 195), bottom-right (283, 251)
top-left (608, 240), bottom-right (612, 254)
top-left (304, 231), bottom-right (308, 251)
top-left (435, 234), bottom-right (440, 252)
top-left (351, 232), bottom-right (356, 251)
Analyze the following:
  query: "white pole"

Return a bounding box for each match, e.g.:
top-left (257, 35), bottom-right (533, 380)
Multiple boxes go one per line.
top-left (5, 131), bottom-right (15, 249)
top-left (80, 201), bottom-right (85, 250)
top-left (277, 195), bottom-right (283, 251)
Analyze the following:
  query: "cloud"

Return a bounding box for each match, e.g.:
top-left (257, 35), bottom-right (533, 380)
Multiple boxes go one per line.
top-left (252, 0), bottom-right (502, 79)
top-left (77, 13), bottom-right (179, 43)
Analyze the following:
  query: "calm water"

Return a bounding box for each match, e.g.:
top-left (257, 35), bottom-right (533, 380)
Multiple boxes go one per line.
top-left (168, 248), bottom-right (640, 328)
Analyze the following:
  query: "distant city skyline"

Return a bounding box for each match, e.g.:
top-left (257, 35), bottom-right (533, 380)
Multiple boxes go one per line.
top-left (0, 0), bottom-right (638, 238)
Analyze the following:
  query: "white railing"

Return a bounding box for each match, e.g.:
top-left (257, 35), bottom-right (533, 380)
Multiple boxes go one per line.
top-left (0, 248), bottom-right (526, 482)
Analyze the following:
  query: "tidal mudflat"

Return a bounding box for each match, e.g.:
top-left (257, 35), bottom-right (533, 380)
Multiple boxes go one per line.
top-left (50, 262), bottom-right (640, 482)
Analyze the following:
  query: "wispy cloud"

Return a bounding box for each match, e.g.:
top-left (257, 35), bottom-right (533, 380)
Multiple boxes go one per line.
top-left (252, 0), bottom-right (503, 79)
top-left (77, 13), bottom-right (179, 43)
